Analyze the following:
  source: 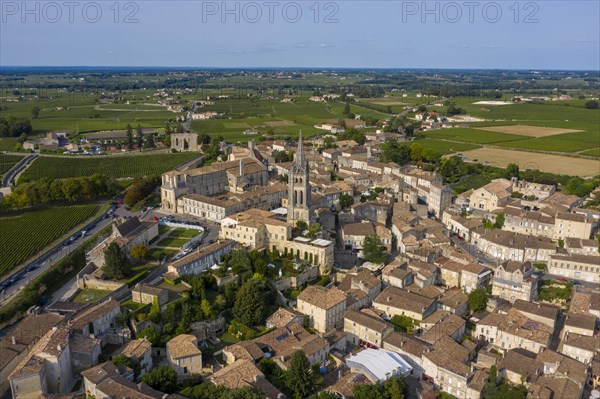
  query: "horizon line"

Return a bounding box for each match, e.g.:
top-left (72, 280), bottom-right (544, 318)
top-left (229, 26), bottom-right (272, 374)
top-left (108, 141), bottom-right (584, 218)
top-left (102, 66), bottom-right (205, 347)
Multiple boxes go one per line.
top-left (1, 65), bottom-right (600, 73)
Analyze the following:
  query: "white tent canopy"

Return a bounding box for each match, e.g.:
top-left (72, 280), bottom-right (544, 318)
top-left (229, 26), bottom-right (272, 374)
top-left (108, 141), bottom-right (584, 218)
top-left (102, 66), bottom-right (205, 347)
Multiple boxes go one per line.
top-left (346, 348), bottom-right (412, 382)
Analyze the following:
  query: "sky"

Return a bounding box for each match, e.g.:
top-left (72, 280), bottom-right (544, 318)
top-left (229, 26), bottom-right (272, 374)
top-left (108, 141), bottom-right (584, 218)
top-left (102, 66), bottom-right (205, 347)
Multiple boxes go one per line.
top-left (1, 1), bottom-right (599, 70)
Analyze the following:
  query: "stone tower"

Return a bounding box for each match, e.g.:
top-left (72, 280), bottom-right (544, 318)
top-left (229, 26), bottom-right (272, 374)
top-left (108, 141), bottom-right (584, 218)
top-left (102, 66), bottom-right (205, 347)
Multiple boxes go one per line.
top-left (287, 133), bottom-right (315, 226)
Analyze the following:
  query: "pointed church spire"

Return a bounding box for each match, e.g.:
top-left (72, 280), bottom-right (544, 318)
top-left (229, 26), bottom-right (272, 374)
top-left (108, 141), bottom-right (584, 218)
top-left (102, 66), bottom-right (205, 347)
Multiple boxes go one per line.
top-left (295, 130), bottom-right (306, 168)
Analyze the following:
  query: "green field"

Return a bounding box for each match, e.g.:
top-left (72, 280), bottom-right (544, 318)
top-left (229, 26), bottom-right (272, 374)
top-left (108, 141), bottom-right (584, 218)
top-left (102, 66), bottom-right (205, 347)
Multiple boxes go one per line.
top-left (494, 131), bottom-right (600, 153)
top-left (0, 97), bottom-right (182, 134)
top-left (580, 148), bottom-right (600, 157)
top-left (0, 205), bottom-right (99, 276)
top-left (0, 138), bottom-right (19, 152)
top-left (413, 138), bottom-right (481, 154)
top-left (0, 154), bottom-right (24, 176)
top-left (19, 152), bottom-right (199, 182)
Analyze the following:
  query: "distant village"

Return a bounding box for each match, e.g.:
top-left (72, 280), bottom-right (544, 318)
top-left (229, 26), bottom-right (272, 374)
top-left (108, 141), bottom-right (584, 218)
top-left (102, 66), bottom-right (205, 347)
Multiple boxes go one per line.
top-left (2, 128), bottom-right (600, 399)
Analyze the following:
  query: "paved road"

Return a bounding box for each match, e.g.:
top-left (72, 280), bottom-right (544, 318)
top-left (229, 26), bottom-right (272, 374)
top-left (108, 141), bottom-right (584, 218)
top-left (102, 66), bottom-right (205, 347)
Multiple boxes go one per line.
top-left (0, 204), bottom-right (140, 306)
top-left (182, 102), bottom-right (196, 132)
top-left (2, 153), bottom-right (37, 188)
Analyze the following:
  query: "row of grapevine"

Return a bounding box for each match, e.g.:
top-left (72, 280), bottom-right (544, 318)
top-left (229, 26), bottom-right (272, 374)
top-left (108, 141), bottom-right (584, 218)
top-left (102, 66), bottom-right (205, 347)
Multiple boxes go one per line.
top-left (0, 154), bottom-right (24, 176)
top-left (19, 152), bottom-right (199, 181)
top-left (0, 205), bottom-right (98, 275)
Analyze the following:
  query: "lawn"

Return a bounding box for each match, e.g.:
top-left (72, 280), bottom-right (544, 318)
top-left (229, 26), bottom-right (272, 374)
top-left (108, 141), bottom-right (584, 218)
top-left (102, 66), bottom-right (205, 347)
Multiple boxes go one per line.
top-left (122, 299), bottom-right (149, 312)
top-left (157, 237), bottom-right (190, 248)
top-left (148, 248), bottom-right (177, 261)
top-left (19, 152), bottom-right (199, 182)
top-left (0, 205), bottom-right (100, 276)
top-left (169, 228), bottom-right (202, 239)
top-left (73, 288), bottom-right (112, 303)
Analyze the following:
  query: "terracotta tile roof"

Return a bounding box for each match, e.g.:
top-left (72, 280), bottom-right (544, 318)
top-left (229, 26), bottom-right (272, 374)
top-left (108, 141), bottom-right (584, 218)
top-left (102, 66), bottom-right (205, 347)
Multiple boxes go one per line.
top-left (117, 338), bottom-right (152, 359)
top-left (71, 298), bottom-right (120, 330)
top-left (374, 286), bottom-right (435, 315)
top-left (297, 286), bottom-right (347, 310)
top-left (344, 309), bottom-right (391, 334)
top-left (166, 334), bottom-right (201, 359)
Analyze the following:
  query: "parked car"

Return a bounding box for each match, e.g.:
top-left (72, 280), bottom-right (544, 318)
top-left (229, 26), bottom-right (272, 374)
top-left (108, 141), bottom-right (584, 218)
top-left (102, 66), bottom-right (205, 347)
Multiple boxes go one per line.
top-left (555, 277), bottom-right (569, 283)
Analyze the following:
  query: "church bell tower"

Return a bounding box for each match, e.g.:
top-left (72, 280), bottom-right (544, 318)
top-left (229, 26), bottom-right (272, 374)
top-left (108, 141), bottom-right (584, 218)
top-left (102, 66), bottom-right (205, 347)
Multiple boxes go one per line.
top-left (287, 133), bottom-right (315, 226)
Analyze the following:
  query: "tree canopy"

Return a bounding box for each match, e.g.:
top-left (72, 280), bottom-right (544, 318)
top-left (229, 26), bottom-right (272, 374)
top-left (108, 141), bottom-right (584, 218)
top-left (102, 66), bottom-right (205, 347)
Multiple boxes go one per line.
top-left (467, 289), bottom-right (488, 312)
top-left (141, 365), bottom-right (178, 394)
top-left (286, 350), bottom-right (321, 399)
top-left (362, 235), bottom-right (387, 264)
top-left (103, 243), bottom-right (132, 280)
top-left (233, 278), bottom-right (267, 326)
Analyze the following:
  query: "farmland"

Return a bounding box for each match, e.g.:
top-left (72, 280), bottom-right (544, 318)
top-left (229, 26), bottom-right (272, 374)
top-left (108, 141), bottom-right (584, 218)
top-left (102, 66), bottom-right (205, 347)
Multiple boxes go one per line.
top-left (0, 154), bottom-right (24, 177)
top-left (19, 152), bottom-right (199, 182)
top-left (0, 205), bottom-right (99, 276)
top-left (458, 148), bottom-right (600, 177)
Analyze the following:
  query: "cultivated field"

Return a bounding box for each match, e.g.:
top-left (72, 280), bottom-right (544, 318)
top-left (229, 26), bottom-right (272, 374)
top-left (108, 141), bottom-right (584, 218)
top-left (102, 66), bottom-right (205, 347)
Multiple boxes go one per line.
top-left (19, 152), bottom-right (199, 182)
top-left (0, 205), bottom-right (99, 276)
top-left (459, 148), bottom-right (600, 177)
top-left (477, 125), bottom-right (582, 138)
top-left (0, 154), bottom-right (24, 177)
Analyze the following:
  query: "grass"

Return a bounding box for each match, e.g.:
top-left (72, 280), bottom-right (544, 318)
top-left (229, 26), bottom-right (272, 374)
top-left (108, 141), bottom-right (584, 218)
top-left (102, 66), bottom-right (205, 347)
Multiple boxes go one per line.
top-left (0, 205), bottom-right (99, 276)
top-left (169, 228), bottom-right (202, 239)
top-left (19, 152), bottom-right (199, 181)
top-left (157, 237), bottom-right (189, 248)
top-left (122, 299), bottom-right (149, 312)
top-left (148, 248), bottom-right (177, 261)
top-left (73, 288), bottom-right (112, 303)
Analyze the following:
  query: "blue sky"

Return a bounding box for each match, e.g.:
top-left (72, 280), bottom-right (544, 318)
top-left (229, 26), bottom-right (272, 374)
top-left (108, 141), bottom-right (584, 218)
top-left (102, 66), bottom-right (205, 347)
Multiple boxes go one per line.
top-left (1, 1), bottom-right (598, 69)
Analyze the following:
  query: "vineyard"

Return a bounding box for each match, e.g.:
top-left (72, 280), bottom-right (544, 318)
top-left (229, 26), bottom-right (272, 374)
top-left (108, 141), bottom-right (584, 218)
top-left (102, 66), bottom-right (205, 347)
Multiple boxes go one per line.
top-left (0, 154), bottom-right (24, 177)
top-left (0, 205), bottom-right (99, 275)
top-left (19, 152), bottom-right (200, 182)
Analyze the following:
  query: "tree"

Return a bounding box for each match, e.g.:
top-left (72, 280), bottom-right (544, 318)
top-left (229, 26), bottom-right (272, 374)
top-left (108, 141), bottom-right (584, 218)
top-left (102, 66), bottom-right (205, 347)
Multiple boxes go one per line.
top-left (296, 220), bottom-right (308, 231)
top-left (126, 124), bottom-right (134, 151)
top-left (148, 297), bottom-right (162, 323)
top-left (343, 102), bottom-right (351, 116)
top-left (312, 392), bottom-right (340, 399)
top-left (494, 213), bottom-right (505, 229)
top-left (286, 350), bottom-right (320, 399)
top-left (233, 279), bottom-right (266, 326)
top-left (130, 243), bottom-right (148, 260)
top-left (306, 223), bottom-right (321, 239)
top-left (339, 193), bottom-right (354, 209)
top-left (144, 133), bottom-right (155, 149)
top-left (506, 163), bottom-right (519, 179)
top-left (468, 288), bottom-right (488, 312)
top-left (383, 376), bottom-right (405, 399)
top-left (136, 124), bottom-right (144, 151)
top-left (31, 106), bottom-right (41, 119)
top-left (142, 365), bottom-right (178, 394)
top-left (111, 354), bottom-right (141, 380)
top-left (363, 235), bottom-right (386, 264)
top-left (410, 143), bottom-right (424, 162)
top-left (585, 100), bottom-right (599, 109)
top-left (103, 243), bottom-right (131, 279)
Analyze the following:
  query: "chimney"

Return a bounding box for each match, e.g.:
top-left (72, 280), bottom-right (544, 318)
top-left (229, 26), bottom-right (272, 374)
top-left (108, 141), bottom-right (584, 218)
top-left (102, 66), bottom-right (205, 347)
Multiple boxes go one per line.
top-left (280, 355), bottom-right (286, 363)
top-left (11, 336), bottom-right (16, 345)
top-left (253, 374), bottom-right (260, 383)
top-left (239, 160), bottom-right (243, 176)
top-left (57, 344), bottom-right (62, 351)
